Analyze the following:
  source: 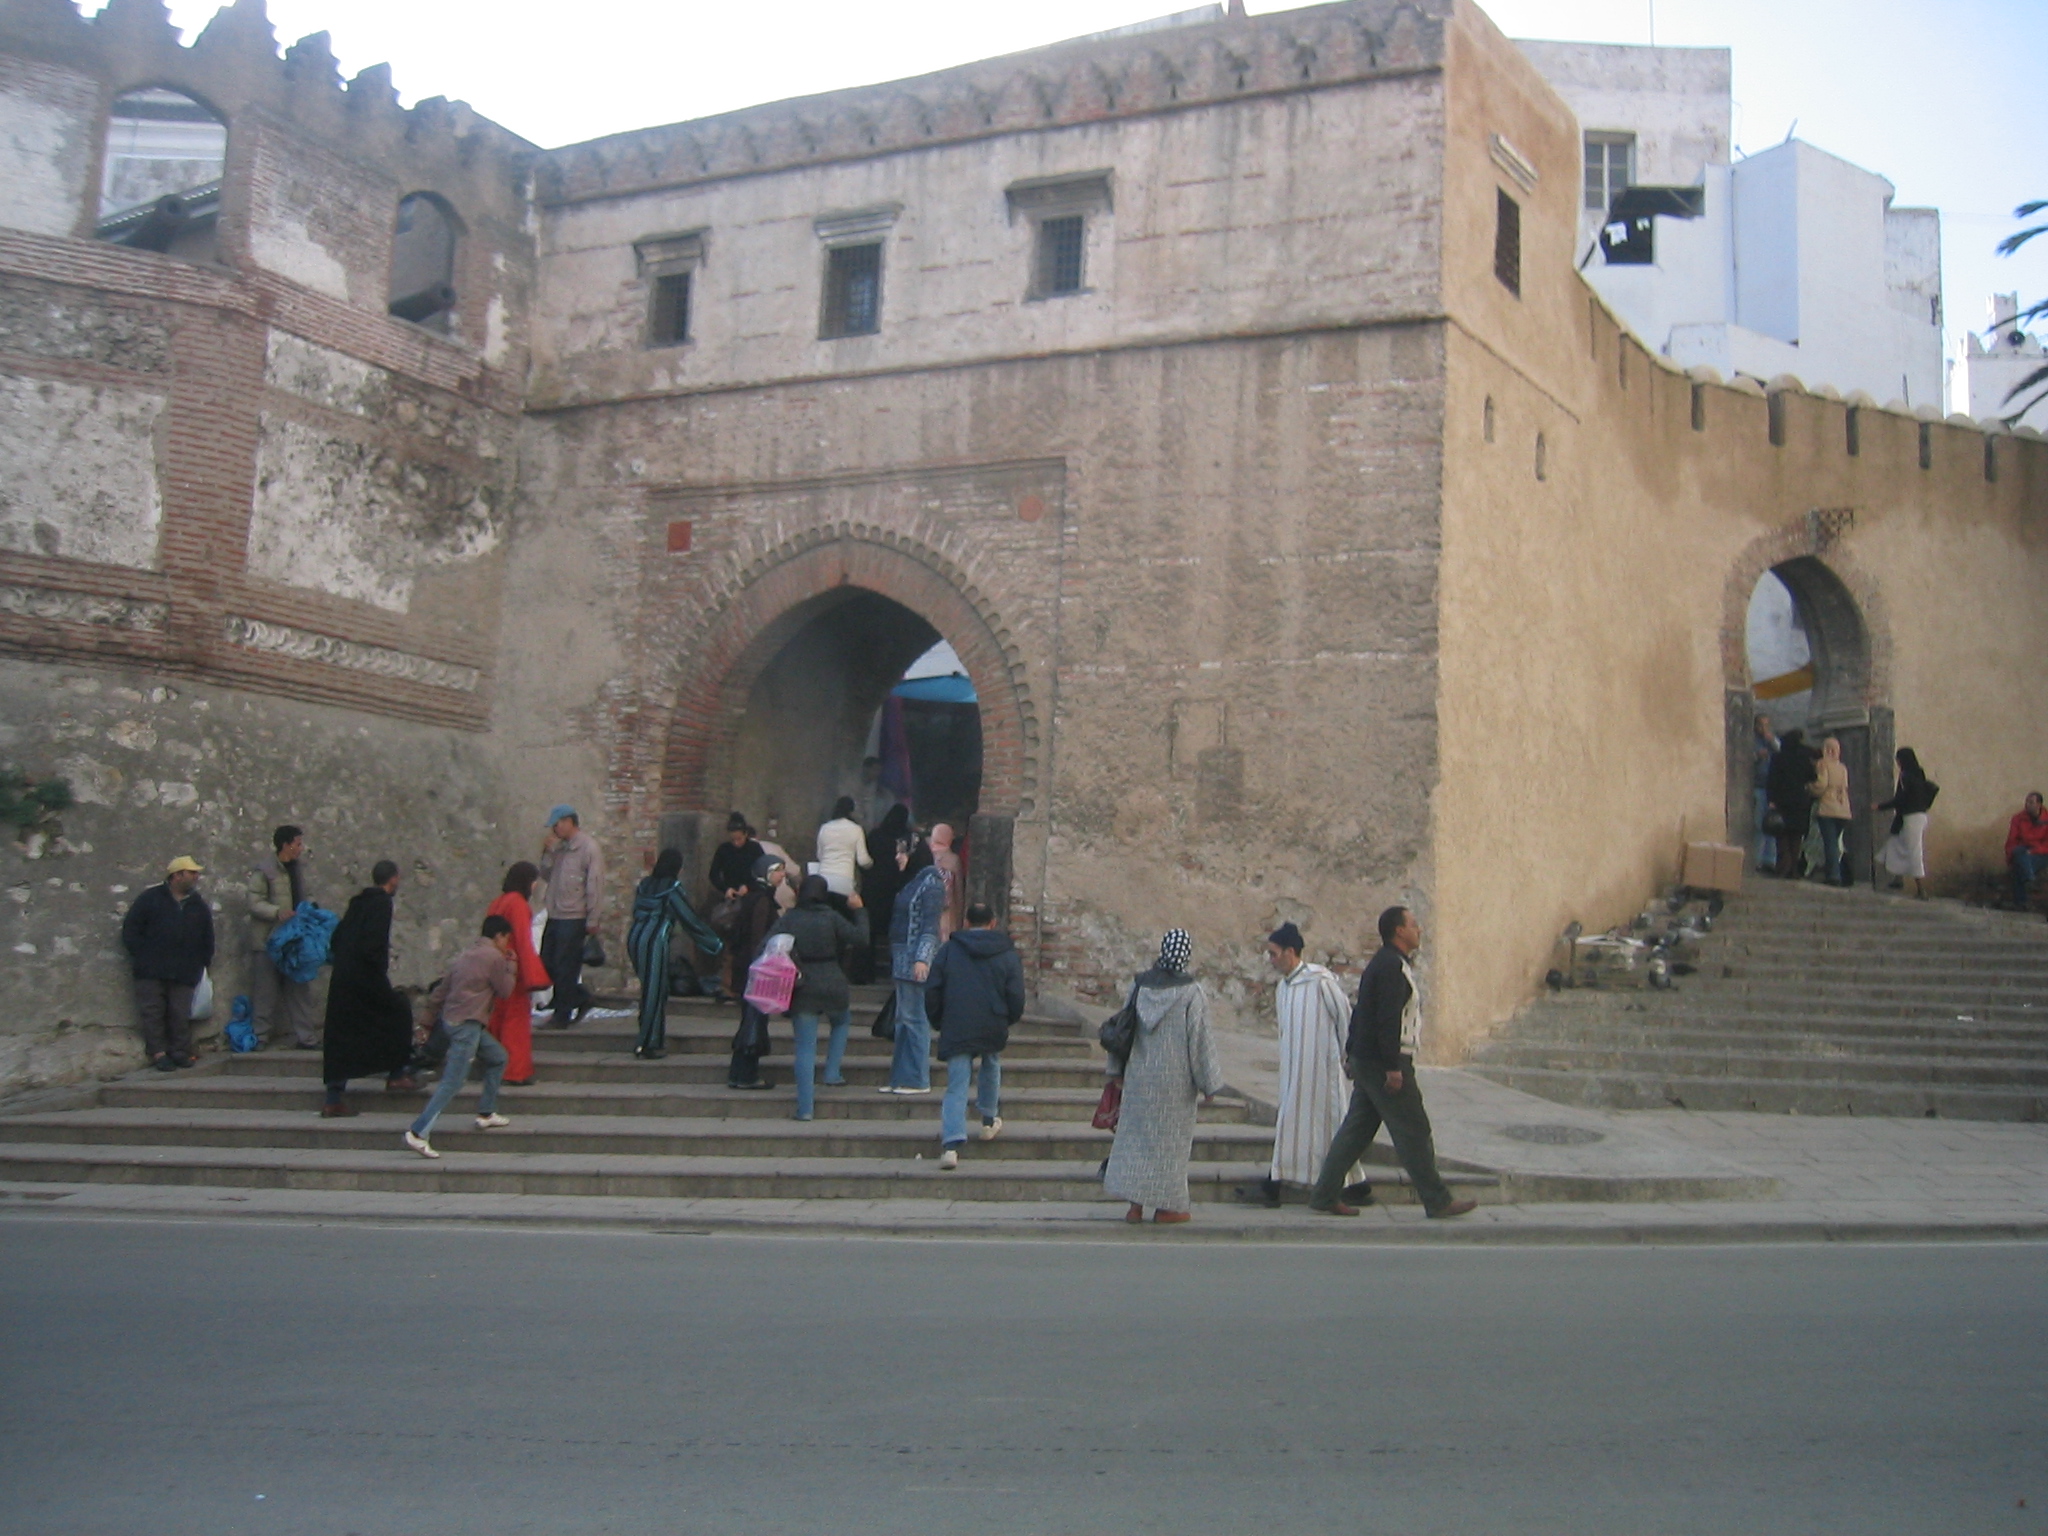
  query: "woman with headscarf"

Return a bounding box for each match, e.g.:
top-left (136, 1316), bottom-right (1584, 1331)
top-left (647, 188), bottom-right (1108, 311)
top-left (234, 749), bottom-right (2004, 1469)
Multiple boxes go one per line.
top-left (1766, 728), bottom-right (1820, 879)
top-left (859, 803), bottom-right (911, 982)
top-left (884, 835), bottom-right (947, 1093)
top-left (929, 822), bottom-right (966, 940)
top-left (766, 874), bottom-right (868, 1120)
top-left (1813, 736), bottom-right (1853, 887)
top-left (1103, 929), bottom-right (1225, 1225)
top-left (627, 848), bottom-right (724, 1060)
top-left (725, 854), bottom-right (789, 1089)
top-left (1877, 747), bottom-right (1940, 899)
top-left (486, 861), bottom-right (552, 1087)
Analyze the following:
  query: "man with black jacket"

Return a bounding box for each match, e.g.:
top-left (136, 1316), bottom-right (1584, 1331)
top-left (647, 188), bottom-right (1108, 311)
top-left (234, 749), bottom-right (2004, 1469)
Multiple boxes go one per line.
top-left (925, 902), bottom-right (1026, 1170)
top-left (121, 855), bottom-right (215, 1072)
top-left (1307, 905), bottom-right (1475, 1219)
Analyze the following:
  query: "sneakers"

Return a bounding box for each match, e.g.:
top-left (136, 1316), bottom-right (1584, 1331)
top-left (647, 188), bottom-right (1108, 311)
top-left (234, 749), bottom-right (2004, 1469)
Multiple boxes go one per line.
top-left (937, 1148), bottom-right (959, 1170)
top-left (979, 1116), bottom-right (1003, 1141)
top-left (896, 1085), bottom-right (931, 1096)
top-left (403, 1131), bottom-right (439, 1159)
top-left (474, 1113), bottom-right (510, 1130)
top-left (877, 1084), bottom-right (930, 1095)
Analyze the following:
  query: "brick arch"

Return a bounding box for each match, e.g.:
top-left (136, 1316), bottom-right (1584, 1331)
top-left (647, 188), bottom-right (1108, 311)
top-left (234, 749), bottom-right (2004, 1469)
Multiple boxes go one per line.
top-left (1719, 514), bottom-right (1892, 708)
top-left (661, 532), bottom-right (1037, 818)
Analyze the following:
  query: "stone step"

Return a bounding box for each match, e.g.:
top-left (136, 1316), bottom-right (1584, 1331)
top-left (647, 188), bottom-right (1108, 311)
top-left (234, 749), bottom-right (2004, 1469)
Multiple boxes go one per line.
top-left (1487, 1019), bottom-right (2048, 1058)
top-left (531, 1025), bottom-right (1092, 1060)
top-left (0, 1142), bottom-right (1496, 1206)
top-left (1539, 992), bottom-right (2048, 1026)
top-left (220, 1051), bottom-right (1112, 1089)
top-left (662, 999), bottom-right (1091, 1038)
top-left (1469, 1040), bottom-right (2048, 1087)
top-left (1508, 1000), bottom-right (2048, 1045)
top-left (0, 1108), bottom-right (1271, 1164)
top-left (95, 1076), bottom-right (1244, 1123)
top-left (1468, 1065), bottom-right (2048, 1121)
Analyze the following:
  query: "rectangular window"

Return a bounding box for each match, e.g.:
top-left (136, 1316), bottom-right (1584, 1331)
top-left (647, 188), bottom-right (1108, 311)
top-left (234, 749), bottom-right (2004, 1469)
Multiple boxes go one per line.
top-left (1036, 214), bottom-right (1086, 296)
top-left (649, 270), bottom-right (691, 347)
top-left (1494, 189), bottom-right (1521, 297)
top-left (1584, 132), bottom-right (1634, 213)
top-left (821, 242), bottom-right (882, 338)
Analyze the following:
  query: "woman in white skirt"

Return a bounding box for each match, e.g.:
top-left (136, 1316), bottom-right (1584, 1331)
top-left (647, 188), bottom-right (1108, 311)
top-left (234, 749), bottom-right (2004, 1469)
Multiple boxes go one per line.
top-left (1876, 747), bottom-right (1940, 899)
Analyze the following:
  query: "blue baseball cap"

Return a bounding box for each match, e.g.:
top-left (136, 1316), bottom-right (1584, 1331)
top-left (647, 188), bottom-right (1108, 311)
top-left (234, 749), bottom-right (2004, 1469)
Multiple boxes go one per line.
top-left (544, 804), bottom-right (578, 827)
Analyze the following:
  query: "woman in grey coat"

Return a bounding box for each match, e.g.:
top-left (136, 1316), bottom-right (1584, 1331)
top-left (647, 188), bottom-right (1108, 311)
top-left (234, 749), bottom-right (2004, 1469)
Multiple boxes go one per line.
top-left (1103, 929), bottom-right (1225, 1224)
top-left (767, 875), bottom-right (867, 1120)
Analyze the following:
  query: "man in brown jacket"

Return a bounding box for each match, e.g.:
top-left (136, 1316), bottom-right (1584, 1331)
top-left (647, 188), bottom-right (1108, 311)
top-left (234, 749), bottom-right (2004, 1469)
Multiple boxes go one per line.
top-left (404, 915), bottom-right (518, 1158)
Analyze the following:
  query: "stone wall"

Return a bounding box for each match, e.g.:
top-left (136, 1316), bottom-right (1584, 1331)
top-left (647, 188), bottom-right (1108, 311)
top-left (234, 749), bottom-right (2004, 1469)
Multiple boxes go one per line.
top-left (0, 656), bottom-right (517, 1094)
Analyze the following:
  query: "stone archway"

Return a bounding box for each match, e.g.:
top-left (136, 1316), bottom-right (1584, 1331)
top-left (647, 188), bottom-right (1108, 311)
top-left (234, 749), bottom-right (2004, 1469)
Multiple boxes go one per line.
top-left (656, 530), bottom-right (1037, 921)
top-left (1722, 516), bottom-right (1893, 877)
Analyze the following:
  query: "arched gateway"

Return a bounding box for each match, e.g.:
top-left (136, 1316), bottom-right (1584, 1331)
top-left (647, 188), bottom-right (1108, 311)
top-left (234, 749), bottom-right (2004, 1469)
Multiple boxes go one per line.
top-left (1723, 516), bottom-right (1893, 878)
top-left (653, 530), bottom-right (1038, 922)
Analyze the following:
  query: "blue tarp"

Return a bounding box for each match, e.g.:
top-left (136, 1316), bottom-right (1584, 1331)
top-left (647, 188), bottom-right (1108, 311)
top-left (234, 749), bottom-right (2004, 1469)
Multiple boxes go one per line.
top-left (891, 673), bottom-right (978, 704)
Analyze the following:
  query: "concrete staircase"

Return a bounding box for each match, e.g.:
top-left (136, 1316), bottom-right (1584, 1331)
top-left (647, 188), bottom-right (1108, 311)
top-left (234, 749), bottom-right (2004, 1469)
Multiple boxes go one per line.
top-left (0, 987), bottom-right (1492, 1207)
top-left (1471, 879), bottom-right (2048, 1120)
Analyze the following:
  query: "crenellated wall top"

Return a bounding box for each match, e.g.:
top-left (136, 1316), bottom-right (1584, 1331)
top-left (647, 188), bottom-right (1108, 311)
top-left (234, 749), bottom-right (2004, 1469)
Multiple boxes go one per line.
top-left (533, 0), bottom-right (1451, 209)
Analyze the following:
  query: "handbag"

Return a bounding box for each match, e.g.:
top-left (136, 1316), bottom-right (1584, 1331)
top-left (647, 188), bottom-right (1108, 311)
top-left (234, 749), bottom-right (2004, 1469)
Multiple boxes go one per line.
top-left (1091, 1078), bottom-right (1123, 1131)
top-left (870, 990), bottom-right (898, 1041)
top-left (708, 897), bottom-right (743, 938)
top-left (581, 932), bottom-right (607, 968)
top-left (1761, 808), bottom-right (1787, 836)
top-left (730, 1004), bottom-right (771, 1059)
top-left (1097, 984), bottom-right (1141, 1065)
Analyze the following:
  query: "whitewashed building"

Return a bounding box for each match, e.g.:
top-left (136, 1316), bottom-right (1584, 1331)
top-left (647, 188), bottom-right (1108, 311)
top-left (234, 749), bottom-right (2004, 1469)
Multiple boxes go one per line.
top-left (1951, 293), bottom-right (2048, 431)
top-left (1520, 41), bottom-right (1944, 409)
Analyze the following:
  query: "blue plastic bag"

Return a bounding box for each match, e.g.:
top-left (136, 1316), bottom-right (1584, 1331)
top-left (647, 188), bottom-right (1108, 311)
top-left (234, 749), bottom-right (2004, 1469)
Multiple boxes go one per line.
top-left (223, 994), bottom-right (260, 1053)
top-left (266, 901), bottom-right (337, 984)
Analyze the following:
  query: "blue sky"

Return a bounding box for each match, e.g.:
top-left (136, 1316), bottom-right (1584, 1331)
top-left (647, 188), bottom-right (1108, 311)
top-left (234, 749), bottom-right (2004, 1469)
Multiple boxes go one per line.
top-left (126, 0), bottom-right (2047, 367)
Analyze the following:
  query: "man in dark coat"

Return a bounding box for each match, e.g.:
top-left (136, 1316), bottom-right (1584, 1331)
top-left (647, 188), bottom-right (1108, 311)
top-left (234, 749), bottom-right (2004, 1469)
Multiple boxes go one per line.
top-left (1308, 906), bottom-right (1475, 1219)
top-left (925, 901), bottom-right (1026, 1169)
top-left (318, 861), bottom-right (418, 1117)
top-left (121, 855), bottom-right (214, 1071)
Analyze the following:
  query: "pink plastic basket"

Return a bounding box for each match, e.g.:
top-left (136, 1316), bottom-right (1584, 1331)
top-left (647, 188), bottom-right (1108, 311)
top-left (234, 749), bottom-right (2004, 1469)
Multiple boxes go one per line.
top-left (744, 950), bottom-right (799, 1014)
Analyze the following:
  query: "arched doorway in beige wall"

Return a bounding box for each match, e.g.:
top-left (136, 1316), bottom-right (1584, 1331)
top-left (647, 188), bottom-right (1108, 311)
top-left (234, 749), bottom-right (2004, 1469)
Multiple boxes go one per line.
top-left (1724, 522), bottom-right (1893, 881)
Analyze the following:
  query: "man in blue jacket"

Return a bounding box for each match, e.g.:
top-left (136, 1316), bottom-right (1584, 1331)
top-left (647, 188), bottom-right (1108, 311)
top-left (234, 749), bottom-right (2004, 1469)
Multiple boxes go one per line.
top-left (121, 855), bottom-right (215, 1072)
top-left (1308, 905), bottom-right (1475, 1219)
top-left (925, 901), bottom-right (1026, 1169)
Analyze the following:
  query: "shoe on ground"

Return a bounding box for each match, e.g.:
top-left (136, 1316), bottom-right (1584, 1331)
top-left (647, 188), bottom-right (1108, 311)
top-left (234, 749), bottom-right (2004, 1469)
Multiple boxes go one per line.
top-left (173, 1054), bottom-right (200, 1068)
top-left (1253, 1177), bottom-right (1283, 1209)
top-left (403, 1131), bottom-right (439, 1159)
top-left (729, 1080), bottom-right (772, 1091)
top-left (474, 1113), bottom-right (510, 1130)
top-left (153, 1055), bottom-right (177, 1073)
top-left (979, 1116), bottom-right (1003, 1141)
top-left (897, 1085), bottom-right (931, 1095)
top-left (822, 1077), bottom-right (847, 1087)
top-left (1310, 1201), bottom-right (1361, 1217)
top-left (938, 1148), bottom-right (959, 1170)
top-left (792, 1112), bottom-right (813, 1122)
top-left (1341, 1180), bottom-right (1377, 1205)
top-left (320, 1102), bottom-right (359, 1118)
top-left (1428, 1198), bottom-right (1479, 1219)
top-left (1153, 1210), bottom-right (1192, 1225)
top-left (385, 1077), bottom-right (420, 1093)
top-left (878, 1084), bottom-right (902, 1095)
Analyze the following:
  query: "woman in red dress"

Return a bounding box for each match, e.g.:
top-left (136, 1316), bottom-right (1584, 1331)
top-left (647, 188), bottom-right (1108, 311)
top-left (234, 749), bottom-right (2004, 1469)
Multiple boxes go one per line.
top-left (487, 861), bottom-right (551, 1086)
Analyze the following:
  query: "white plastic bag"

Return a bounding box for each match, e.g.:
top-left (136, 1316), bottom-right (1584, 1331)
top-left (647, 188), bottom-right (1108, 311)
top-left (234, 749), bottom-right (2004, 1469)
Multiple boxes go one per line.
top-left (188, 968), bottom-right (215, 1022)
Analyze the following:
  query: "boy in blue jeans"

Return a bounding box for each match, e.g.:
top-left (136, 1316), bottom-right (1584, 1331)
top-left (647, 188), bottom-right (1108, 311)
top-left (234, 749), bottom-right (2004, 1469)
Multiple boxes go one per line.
top-left (404, 915), bottom-right (518, 1158)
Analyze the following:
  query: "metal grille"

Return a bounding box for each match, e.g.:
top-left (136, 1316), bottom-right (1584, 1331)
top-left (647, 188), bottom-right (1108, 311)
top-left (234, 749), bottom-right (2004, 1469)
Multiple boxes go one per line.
top-left (1494, 189), bottom-right (1521, 297)
top-left (821, 243), bottom-right (881, 337)
top-left (1584, 133), bottom-right (1634, 212)
top-left (1038, 214), bottom-right (1085, 295)
top-left (649, 271), bottom-right (690, 347)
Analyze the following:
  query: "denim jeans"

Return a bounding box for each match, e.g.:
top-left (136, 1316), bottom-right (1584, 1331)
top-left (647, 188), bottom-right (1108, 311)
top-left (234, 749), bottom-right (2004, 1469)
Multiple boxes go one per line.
top-left (940, 1052), bottom-right (1001, 1147)
top-left (1754, 787), bottom-right (1778, 869)
top-left (887, 979), bottom-right (930, 1089)
top-left (409, 1021), bottom-right (506, 1139)
top-left (1818, 816), bottom-right (1849, 885)
top-left (790, 1008), bottom-right (850, 1119)
top-left (2013, 848), bottom-right (2048, 906)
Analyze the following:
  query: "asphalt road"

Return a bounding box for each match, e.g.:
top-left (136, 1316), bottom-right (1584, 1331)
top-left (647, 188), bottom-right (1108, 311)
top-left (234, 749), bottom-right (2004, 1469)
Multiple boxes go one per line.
top-left (1, 1220), bottom-right (2042, 1536)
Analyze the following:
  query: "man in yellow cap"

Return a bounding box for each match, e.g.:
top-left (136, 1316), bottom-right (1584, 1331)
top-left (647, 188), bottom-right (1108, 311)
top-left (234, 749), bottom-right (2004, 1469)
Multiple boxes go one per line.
top-left (121, 856), bottom-right (215, 1071)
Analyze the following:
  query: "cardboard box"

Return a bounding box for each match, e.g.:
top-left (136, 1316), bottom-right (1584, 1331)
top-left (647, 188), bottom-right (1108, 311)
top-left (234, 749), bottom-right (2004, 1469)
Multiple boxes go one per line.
top-left (1683, 841), bottom-right (1744, 892)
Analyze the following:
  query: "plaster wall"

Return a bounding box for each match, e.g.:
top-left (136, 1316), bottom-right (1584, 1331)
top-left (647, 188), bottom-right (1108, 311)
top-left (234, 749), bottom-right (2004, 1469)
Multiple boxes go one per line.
top-left (0, 373), bottom-right (164, 569)
top-left (0, 657), bottom-right (517, 1095)
top-left (530, 77), bottom-right (1444, 408)
top-left (0, 54), bottom-right (96, 236)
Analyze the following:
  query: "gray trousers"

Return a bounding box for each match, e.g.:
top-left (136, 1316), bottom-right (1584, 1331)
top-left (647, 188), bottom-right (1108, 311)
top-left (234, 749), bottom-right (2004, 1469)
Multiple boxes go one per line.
top-left (133, 978), bottom-right (195, 1061)
top-left (251, 955), bottom-right (319, 1047)
top-left (1310, 1070), bottom-right (1453, 1215)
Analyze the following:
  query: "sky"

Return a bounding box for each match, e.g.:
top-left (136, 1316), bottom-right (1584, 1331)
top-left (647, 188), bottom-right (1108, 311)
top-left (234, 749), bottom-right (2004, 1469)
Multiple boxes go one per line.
top-left (118, 0), bottom-right (2048, 368)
